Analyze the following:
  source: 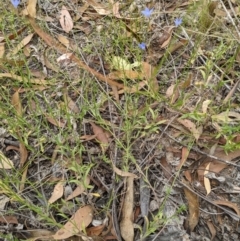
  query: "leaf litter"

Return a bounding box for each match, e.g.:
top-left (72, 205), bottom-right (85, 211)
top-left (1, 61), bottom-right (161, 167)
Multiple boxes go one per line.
top-left (1, 0), bottom-right (240, 240)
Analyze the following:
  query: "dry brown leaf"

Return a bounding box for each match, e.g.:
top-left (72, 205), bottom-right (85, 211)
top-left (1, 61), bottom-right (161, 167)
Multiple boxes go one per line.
top-left (66, 176), bottom-right (90, 201)
top-left (202, 100), bottom-right (211, 114)
top-left (48, 181), bottom-right (64, 204)
top-left (57, 35), bottom-right (70, 48)
top-left (87, 224), bottom-right (105, 236)
top-left (160, 26), bottom-right (174, 49)
top-left (8, 33), bottom-right (33, 57)
top-left (112, 1), bottom-right (121, 18)
top-left (45, 114), bottom-right (66, 128)
top-left (166, 84), bottom-right (180, 104)
top-left (120, 177), bottom-right (134, 241)
top-left (112, 164), bottom-right (138, 178)
top-left (63, 93), bottom-right (80, 114)
top-left (53, 205), bottom-right (93, 240)
top-left (19, 142), bottom-right (28, 191)
top-left (0, 73), bottom-right (48, 85)
top-left (212, 111), bottom-right (240, 123)
top-left (0, 216), bottom-right (18, 224)
top-left (183, 180), bottom-right (199, 231)
top-left (213, 200), bottom-right (240, 216)
top-left (177, 118), bottom-right (202, 141)
top-left (90, 122), bottom-right (110, 152)
top-left (22, 0), bottom-right (37, 18)
top-left (59, 6), bottom-right (73, 33)
top-left (12, 90), bottom-right (23, 116)
top-left (0, 151), bottom-right (14, 169)
top-left (0, 43), bottom-right (5, 58)
top-left (176, 147), bottom-right (189, 170)
top-left (87, 0), bottom-right (111, 15)
top-left (204, 162), bottom-right (211, 195)
top-left (206, 220), bottom-right (216, 241)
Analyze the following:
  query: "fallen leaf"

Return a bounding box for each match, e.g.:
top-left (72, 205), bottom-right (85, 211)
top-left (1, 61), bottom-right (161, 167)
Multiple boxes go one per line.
top-left (0, 43), bottom-right (5, 58)
top-left (166, 84), bottom-right (180, 104)
top-left (183, 180), bottom-right (199, 231)
top-left (87, 0), bottom-right (111, 15)
top-left (176, 147), bottom-right (189, 170)
top-left (12, 90), bottom-right (23, 116)
top-left (66, 176), bottom-right (90, 201)
top-left (160, 26), bottom-right (175, 49)
top-left (53, 205), bottom-right (93, 240)
top-left (0, 151), bottom-right (14, 169)
top-left (22, 0), bottom-right (37, 18)
top-left (204, 162), bottom-right (211, 195)
top-left (206, 220), bottom-right (216, 241)
top-left (213, 200), bottom-right (240, 216)
top-left (63, 92), bottom-right (80, 114)
top-left (87, 224), bottom-right (105, 236)
top-left (19, 142), bottom-right (28, 191)
top-left (59, 6), bottom-right (74, 33)
top-left (48, 181), bottom-right (64, 204)
top-left (112, 163), bottom-right (138, 178)
top-left (212, 111), bottom-right (240, 123)
top-left (7, 33), bottom-right (34, 57)
top-left (45, 114), bottom-right (66, 128)
top-left (120, 177), bottom-right (134, 241)
top-left (57, 35), bottom-right (70, 48)
top-left (177, 118), bottom-right (202, 141)
top-left (202, 100), bottom-right (211, 114)
top-left (112, 2), bottom-right (121, 18)
top-left (90, 122), bottom-right (110, 152)
top-left (0, 216), bottom-right (18, 224)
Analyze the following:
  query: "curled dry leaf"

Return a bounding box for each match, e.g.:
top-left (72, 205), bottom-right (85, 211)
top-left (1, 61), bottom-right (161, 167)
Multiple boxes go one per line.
top-left (53, 205), bottom-right (93, 240)
top-left (204, 163), bottom-right (211, 195)
top-left (0, 151), bottom-right (14, 169)
top-left (48, 181), bottom-right (64, 204)
top-left (66, 176), bottom-right (90, 201)
top-left (59, 6), bottom-right (74, 33)
top-left (213, 200), bottom-right (240, 217)
top-left (22, 0), bottom-right (37, 18)
top-left (120, 177), bottom-right (134, 241)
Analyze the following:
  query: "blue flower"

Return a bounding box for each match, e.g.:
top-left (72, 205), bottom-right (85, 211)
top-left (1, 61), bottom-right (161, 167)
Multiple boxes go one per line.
top-left (174, 18), bottom-right (182, 27)
top-left (141, 8), bottom-right (153, 18)
top-left (11, 0), bottom-right (20, 8)
top-left (138, 42), bottom-right (146, 50)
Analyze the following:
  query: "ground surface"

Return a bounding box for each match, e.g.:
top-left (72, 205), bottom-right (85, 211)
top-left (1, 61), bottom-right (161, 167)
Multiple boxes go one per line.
top-left (1, 0), bottom-right (240, 240)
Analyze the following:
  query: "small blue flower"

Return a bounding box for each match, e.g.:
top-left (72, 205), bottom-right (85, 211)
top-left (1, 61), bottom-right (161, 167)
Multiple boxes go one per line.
top-left (11, 0), bottom-right (20, 8)
top-left (141, 8), bottom-right (153, 18)
top-left (138, 42), bottom-right (146, 50)
top-left (174, 18), bottom-right (182, 27)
